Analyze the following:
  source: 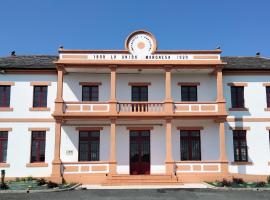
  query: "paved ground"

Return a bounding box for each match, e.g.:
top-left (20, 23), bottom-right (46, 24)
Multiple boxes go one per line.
top-left (0, 189), bottom-right (270, 200)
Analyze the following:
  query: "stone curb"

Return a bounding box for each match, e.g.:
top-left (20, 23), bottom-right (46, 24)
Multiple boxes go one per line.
top-left (203, 182), bottom-right (270, 191)
top-left (0, 183), bottom-right (81, 194)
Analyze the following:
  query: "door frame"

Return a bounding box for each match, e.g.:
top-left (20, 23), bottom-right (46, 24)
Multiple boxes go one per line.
top-left (129, 130), bottom-right (151, 175)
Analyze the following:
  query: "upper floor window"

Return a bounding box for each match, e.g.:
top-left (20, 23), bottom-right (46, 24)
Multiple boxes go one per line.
top-left (31, 131), bottom-right (46, 163)
top-left (180, 130), bottom-right (201, 161)
top-left (181, 86), bottom-right (197, 101)
top-left (131, 86), bottom-right (148, 101)
top-left (231, 86), bottom-right (245, 108)
top-left (33, 86), bottom-right (48, 107)
top-left (0, 86), bottom-right (11, 107)
top-left (0, 131), bottom-right (8, 163)
top-left (266, 86), bottom-right (270, 108)
top-left (233, 130), bottom-right (248, 162)
top-left (82, 86), bottom-right (99, 101)
top-left (79, 131), bottom-right (100, 161)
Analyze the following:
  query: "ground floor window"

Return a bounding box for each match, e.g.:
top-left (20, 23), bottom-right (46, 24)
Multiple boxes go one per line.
top-left (180, 130), bottom-right (201, 160)
top-left (79, 131), bottom-right (100, 161)
top-left (0, 131), bottom-right (8, 163)
top-left (31, 131), bottom-right (46, 162)
top-left (233, 130), bottom-right (248, 162)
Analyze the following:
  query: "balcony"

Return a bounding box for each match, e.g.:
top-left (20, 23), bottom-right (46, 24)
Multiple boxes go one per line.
top-left (59, 101), bottom-right (225, 118)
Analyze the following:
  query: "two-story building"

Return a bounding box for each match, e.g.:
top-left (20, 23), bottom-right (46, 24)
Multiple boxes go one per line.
top-left (0, 30), bottom-right (269, 185)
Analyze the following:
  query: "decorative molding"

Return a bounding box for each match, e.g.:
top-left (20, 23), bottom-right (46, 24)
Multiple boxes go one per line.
top-left (229, 126), bottom-right (250, 131)
top-left (178, 82), bottom-right (200, 86)
top-left (0, 128), bottom-right (12, 132)
top-left (126, 126), bottom-right (154, 131)
top-left (28, 127), bottom-right (50, 132)
top-left (0, 82), bottom-right (15, 86)
top-left (227, 117), bottom-right (270, 122)
top-left (230, 162), bottom-right (253, 166)
top-left (29, 107), bottom-right (51, 111)
top-left (229, 108), bottom-right (249, 111)
top-left (262, 83), bottom-right (270, 87)
top-left (76, 127), bottom-right (103, 131)
top-left (0, 107), bottom-right (13, 112)
top-left (0, 163), bottom-right (10, 168)
top-left (264, 108), bottom-right (270, 111)
top-left (26, 163), bottom-right (48, 167)
top-left (30, 82), bottom-right (51, 86)
top-left (227, 82), bottom-right (248, 87)
top-left (177, 126), bottom-right (204, 130)
top-left (0, 118), bottom-right (54, 122)
top-left (79, 82), bottom-right (102, 86)
top-left (128, 82), bottom-right (151, 86)
top-left (266, 127), bottom-right (270, 130)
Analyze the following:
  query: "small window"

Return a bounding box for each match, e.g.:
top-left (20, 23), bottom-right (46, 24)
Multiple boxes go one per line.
top-left (180, 130), bottom-right (201, 160)
top-left (0, 131), bottom-right (8, 163)
top-left (181, 86), bottom-right (197, 101)
top-left (33, 86), bottom-right (48, 107)
top-left (82, 86), bottom-right (99, 101)
top-left (231, 86), bottom-right (245, 108)
top-left (0, 86), bottom-right (11, 107)
top-left (79, 131), bottom-right (100, 161)
top-left (131, 86), bottom-right (148, 101)
top-left (31, 131), bottom-right (46, 162)
top-left (266, 86), bottom-right (270, 108)
top-left (233, 130), bottom-right (248, 162)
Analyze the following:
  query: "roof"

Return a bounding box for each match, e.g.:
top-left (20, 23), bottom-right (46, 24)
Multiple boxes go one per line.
top-left (0, 55), bottom-right (58, 69)
top-left (0, 55), bottom-right (270, 70)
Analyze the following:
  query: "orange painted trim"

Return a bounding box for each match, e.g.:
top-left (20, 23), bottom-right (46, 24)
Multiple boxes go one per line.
top-left (266, 127), bottom-right (270, 130)
top-left (178, 82), bottom-right (200, 86)
top-left (193, 55), bottom-right (219, 59)
top-left (92, 165), bottom-right (107, 171)
top-left (29, 107), bottom-right (51, 111)
top-left (26, 163), bottom-right (48, 167)
top-left (262, 83), bottom-right (270, 87)
top-left (175, 160), bottom-right (228, 164)
top-left (0, 118), bottom-right (54, 122)
top-left (264, 108), bottom-right (270, 111)
top-left (126, 126), bottom-right (154, 131)
top-left (229, 108), bottom-right (249, 111)
top-left (0, 107), bottom-right (13, 111)
top-left (227, 117), bottom-right (270, 122)
top-left (62, 55), bottom-right (88, 59)
top-left (76, 127), bottom-right (103, 131)
top-left (62, 161), bottom-right (111, 164)
top-left (64, 166), bottom-right (79, 172)
top-left (229, 126), bottom-right (250, 131)
top-left (231, 162), bottom-right (253, 166)
top-left (223, 70), bottom-right (270, 75)
top-left (128, 82), bottom-right (151, 86)
top-left (79, 82), bottom-right (102, 86)
top-left (268, 162), bottom-right (270, 166)
top-left (0, 82), bottom-right (15, 86)
top-left (0, 128), bottom-right (12, 131)
top-left (30, 82), bottom-right (51, 86)
top-left (227, 83), bottom-right (248, 87)
top-left (0, 163), bottom-right (10, 168)
top-left (177, 126), bottom-right (204, 130)
top-left (28, 127), bottom-right (50, 132)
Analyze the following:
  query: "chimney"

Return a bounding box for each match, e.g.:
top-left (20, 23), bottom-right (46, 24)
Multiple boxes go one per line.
top-left (256, 52), bottom-right (260, 57)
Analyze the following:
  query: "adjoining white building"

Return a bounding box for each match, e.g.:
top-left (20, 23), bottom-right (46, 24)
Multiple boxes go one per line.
top-left (0, 30), bottom-right (269, 185)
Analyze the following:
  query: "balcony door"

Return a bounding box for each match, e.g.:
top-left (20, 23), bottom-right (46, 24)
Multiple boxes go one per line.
top-left (130, 130), bottom-right (150, 175)
top-left (131, 86), bottom-right (148, 112)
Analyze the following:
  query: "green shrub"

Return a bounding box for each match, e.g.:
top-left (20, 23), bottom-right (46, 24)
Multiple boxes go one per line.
top-left (47, 181), bottom-right (58, 189)
top-left (255, 181), bottom-right (266, 187)
top-left (26, 176), bottom-right (33, 181)
top-left (220, 179), bottom-right (232, 187)
top-left (20, 178), bottom-right (26, 182)
top-left (232, 178), bottom-right (245, 184)
top-left (15, 177), bottom-right (20, 182)
top-left (36, 178), bottom-right (47, 186)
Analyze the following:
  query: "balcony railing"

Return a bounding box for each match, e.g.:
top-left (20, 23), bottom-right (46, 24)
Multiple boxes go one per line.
top-left (64, 102), bottom-right (110, 113)
top-left (174, 102), bottom-right (218, 113)
top-left (117, 102), bottom-right (164, 113)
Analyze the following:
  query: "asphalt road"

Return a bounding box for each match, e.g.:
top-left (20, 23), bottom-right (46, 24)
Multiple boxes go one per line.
top-left (0, 189), bottom-right (270, 200)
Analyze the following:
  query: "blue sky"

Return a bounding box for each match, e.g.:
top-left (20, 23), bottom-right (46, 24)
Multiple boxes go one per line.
top-left (0, 0), bottom-right (269, 56)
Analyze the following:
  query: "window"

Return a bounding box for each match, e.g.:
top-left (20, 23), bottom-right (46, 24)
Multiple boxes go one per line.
top-left (31, 131), bottom-right (46, 162)
top-left (0, 132), bottom-right (8, 163)
top-left (33, 86), bottom-right (48, 107)
top-left (231, 86), bottom-right (245, 108)
top-left (266, 86), bottom-right (270, 108)
top-left (0, 86), bottom-right (11, 107)
top-left (180, 130), bottom-right (201, 160)
top-left (233, 130), bottom-right (248, 162)
top-left (181, 86), bottom-right (197, 101)
top-left (82, 86), bottom-right (99, 101)
top-left (79, 131), bottom-right (100, 161)
top-left (131, 86), bottom-right (148, 101)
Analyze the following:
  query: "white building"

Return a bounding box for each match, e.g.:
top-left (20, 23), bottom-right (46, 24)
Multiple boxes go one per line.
top-left (0, 30), bottom-right (269, 184)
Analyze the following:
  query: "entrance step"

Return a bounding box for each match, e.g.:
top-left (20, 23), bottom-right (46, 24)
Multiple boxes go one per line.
top-left (102, 174), bottom-right (182, 186)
